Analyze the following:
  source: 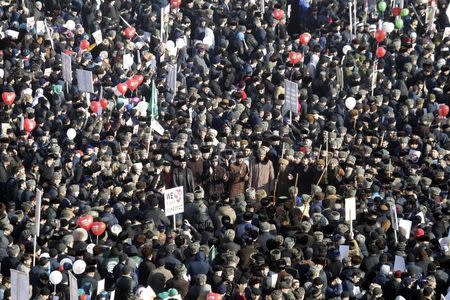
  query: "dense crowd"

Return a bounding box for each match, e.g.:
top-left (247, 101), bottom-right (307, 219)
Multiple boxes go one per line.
top-left (0, 0), bottom-right (449, 299)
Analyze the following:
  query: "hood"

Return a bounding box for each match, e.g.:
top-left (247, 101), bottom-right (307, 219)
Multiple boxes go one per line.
top-left (195, 251), bottom-right (206, 261)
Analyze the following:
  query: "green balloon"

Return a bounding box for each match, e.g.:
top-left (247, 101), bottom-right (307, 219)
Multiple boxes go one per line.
top-left (395, 18), bottom-right (404, 29)
top-left (400, 8), bottom-right (409, 17)
top-left (378, 1), bottom-right (387, 12)
top-left (53, 84), bottom-right (62, 94)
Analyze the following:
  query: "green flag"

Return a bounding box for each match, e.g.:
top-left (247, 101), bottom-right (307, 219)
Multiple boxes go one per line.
top-left (148, 79), bottom-right (158, 118)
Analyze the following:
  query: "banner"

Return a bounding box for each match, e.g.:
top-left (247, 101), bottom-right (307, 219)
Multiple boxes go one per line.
top-left (76, 69), bottom-right (94, 93)
top-left (393, 255), bottom-right (406, 272)
top-left (151, 119), bottom-right (165, 135)
top-left (61, 53), bottom-right (72, 83)
top-left (35, 188), bottom-right (43, 237)
top-left (345, 197), bottom-right (356, 221)
top-left (399, 219), bottom-right (412, 238)
top-left (339, 245), bottom-right (350, 261)
top-left (69, 271), bottom-right (78, 300)
top-left (164, 186), bottom-right (184, 216)
top-left (390, 205), bottom-right (399, 230)
top-left (283, 79), bottom-right (299, 114)
top-left (11, 269), bottom-right (30, 300)
top-left (167, 64), bottom-right (177, 100)
top-left (92, 30), bottom-right (103, 45)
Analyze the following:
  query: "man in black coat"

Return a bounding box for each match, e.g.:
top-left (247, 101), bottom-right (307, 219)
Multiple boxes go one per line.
top-left (172, 157), bottom-right (195, 193)
top-left (143, 197), bottom-right (170, 227)
top-left (114, 266), bottom-right (136, 300)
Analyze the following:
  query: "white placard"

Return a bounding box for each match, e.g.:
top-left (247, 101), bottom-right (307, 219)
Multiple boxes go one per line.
top-left (11, 269), bottom-right (30, 300)
top-left (151, 119), bottom-right (164, 135)
top-left (393, 255), bottom-right (406, 272)
top-left (6, 30), bottom-right (19, 39)
top-left (345, 197), bottom-right (356, 221)
top-left (36, 21), bottom-right (45, 35)
top-left (35, 188), bottom-right (43, 237)
top-left (399, 219), bottom-right (412, 238)
top-left (76, 69), bottom-right (94, 93)
top-left (97, 279), bottom-right (105, 294)
top-left (164, 186), bottom-right (184, 216)
top-left (44, 68), bottom-right (52, 77)
top-left (69, 271), bottom-right (78, 300)
top-left (92, 30), bottom-right (103, 45)
top-left (284, 79), bottom-right (299, 114)
top-left (26, 17), bottom-right (36, 30)
top-left (123, 54), bottom-right (134, 70)
top-left (61, 53), bottom-right (72, 83)
top-left (339, 245), bottom-right (350, 261)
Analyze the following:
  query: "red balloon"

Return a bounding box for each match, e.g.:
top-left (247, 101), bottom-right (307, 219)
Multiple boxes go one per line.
top-left (439, 104), bottom-right (449, 117)
top-left (289, 51), bottom-right (303, 64)
top-left (80, 39), bottom-right (90, 50)
top-left (374, 30), bottom-right (386, 43)
top-left (90, 101), bottom-right (100, 113)
top-left (375, 47), bottom-right (386, 58)
top-left (24, 119), bottom-right (36, 132)
top-left (273, 9), bottom-right (284, 20)
top-left (134, 74), bottom-right (144, 85)
top-left (299, 33), bottom-right (311, 45)
top-left (2, 92), bottom-right (16, 105)
top-left (391, 7), bottom-right (401, 16)
top-left (100, 98), bottom-right (108, 109)
top-left (91, 222), bottom-right (106, 236)
top-left (117, 83), bottom-right (128, 95)
top-left (171, 0), bottom-right (181, 8)
top-left (123, 27), bottom-right (136, 39)
top-left (77, 215), bottom-right (94, 230)
top-left (126, 78), bottom-right (139, 91)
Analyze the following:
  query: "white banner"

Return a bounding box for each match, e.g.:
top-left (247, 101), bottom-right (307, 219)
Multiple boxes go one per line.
top-left (399, 219), bottom-right (412, 238)
top-left (36, 21), bottom-right (45, 35)
top-left (11, 269), bottom-right (30, 300)
top-left (35, 188), bottom-right (43, 237)
top-left (283, 79), bottom-right (299, 114)
top-left (164, 186), bottom-right (184, 216)
top-left (151, 119), bottom-right (164, 135)
top-left (345, 197), bottom-right (356, 221)
top-left (69, 272), bottom-right (78, 300)
top-left (92, 30), bottom-right (103, 45)
top-left (123, 54), bottom-right (134, 71)
top-left (76, 69), bottom-right (94, 93)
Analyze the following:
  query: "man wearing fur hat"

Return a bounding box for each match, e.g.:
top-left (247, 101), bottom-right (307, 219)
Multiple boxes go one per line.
top-left (249, 147), bottom-right (274, 194)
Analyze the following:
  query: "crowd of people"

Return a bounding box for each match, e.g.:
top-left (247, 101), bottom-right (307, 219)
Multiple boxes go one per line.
top-left (0, 0), bottom-right (449, 299)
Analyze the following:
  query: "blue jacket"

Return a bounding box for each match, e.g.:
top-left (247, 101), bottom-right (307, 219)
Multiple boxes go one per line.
top-left (188, 251), bottom-right (211, 278)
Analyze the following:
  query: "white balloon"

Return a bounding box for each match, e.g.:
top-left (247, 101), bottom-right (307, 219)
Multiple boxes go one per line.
top-left (342, 45), bottom-right (352, 55)
top-left (111, 224), bottom-right (122, 235)
top-left (64, 20), bottom-right (76, 31)
top-left (66, 128), bottom-right (77, 140)
top-left (382, 22), bottom-right (395, 33)
top-left (86, 243), bottom-right (96, 255)
top-left (73, 260), bottom-right (86, 275)
top-left (345, 97), bottom-right (356, 110)
top-left (49, 270), bottom-right (63, 285)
